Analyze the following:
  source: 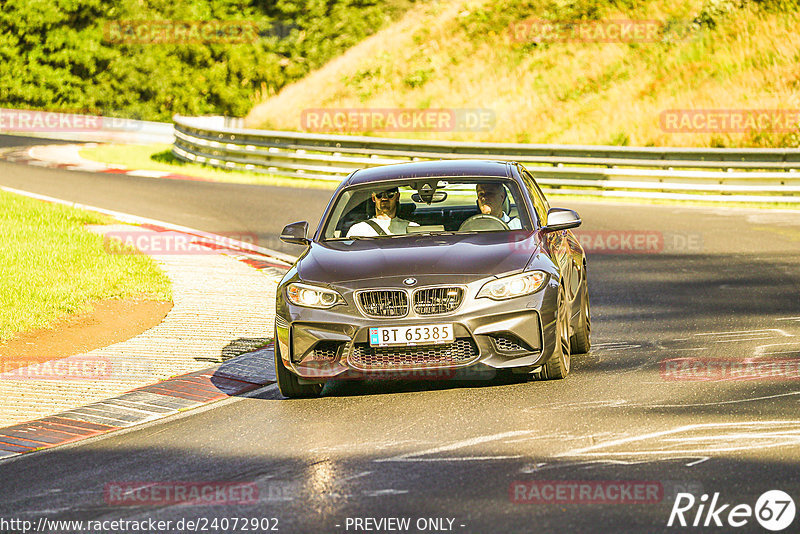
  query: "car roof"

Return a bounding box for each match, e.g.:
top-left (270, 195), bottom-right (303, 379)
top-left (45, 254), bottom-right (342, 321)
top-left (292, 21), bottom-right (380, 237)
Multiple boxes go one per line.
top-left (345, 160), bottom-right (514, 186)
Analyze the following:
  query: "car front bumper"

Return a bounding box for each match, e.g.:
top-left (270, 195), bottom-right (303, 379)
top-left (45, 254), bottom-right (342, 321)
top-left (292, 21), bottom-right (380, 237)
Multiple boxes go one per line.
top-left (275, 274), bottom-right (561, 382)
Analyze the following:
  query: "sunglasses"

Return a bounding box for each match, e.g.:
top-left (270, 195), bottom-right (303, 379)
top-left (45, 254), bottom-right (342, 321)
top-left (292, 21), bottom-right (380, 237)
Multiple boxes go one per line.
top-left (375, 191), bottom-right (399, 200)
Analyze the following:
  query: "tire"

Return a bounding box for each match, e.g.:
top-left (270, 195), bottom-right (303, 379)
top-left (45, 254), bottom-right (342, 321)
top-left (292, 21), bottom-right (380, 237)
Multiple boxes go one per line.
top-left (274, 341), bottom-right (324, 398)
top-left (570, 280), bottom-right (591, 354)
top-left (539, 284), bottom-right (571, 380)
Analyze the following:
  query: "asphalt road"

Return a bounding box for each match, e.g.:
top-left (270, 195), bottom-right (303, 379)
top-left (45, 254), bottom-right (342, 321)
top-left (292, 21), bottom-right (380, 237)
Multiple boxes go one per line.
top-left (0, 135), bottom-right (334, 256)
top-left (2, 134), bottom-right (800, 533)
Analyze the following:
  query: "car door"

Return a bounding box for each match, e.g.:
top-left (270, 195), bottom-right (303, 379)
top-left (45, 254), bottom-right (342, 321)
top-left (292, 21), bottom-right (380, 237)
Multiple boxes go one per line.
top-left (522, 169), bottom-right (581, 298)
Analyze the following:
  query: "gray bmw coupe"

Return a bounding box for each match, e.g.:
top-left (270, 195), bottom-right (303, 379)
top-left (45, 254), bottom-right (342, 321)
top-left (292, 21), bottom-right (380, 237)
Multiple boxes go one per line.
top-left (275, 160), bottom-right (590, 397)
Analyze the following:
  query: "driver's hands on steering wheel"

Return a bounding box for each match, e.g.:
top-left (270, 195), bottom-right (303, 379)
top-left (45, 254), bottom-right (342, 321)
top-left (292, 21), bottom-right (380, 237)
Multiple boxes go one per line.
top-left (458, 214), bottom-right (510, 232)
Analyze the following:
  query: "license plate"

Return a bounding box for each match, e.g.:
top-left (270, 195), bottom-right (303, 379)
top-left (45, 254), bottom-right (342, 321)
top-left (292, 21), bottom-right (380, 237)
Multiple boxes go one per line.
top-left (369, 324), bottom-right (454, 347)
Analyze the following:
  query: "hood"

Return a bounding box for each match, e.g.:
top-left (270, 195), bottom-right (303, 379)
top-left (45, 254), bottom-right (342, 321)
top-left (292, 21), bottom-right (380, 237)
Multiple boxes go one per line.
top-left (297, 232), bottom-right (540, 285)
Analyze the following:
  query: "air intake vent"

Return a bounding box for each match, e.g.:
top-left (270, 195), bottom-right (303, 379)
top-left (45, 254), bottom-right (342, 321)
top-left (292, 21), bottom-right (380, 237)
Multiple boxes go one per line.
top-left (414, 287), bottom-right (463, 315)
top-left (348, 338), bottom-right (478, 370)
top-left (311, 341), bottom-right (342, 362)
top-left (358, 290), bottom-right (409, 318)
top-left (491, 335), bottom-right (534, 354)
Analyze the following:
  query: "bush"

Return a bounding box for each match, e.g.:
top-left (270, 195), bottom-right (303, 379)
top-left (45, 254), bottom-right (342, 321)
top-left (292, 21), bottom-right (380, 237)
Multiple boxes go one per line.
top-left (0, 0), bottom-right (415, 121)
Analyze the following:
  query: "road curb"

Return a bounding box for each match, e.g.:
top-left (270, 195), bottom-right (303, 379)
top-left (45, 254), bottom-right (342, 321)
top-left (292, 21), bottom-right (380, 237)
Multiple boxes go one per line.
top-left (0, 347), bottom-right (276, 460)
top-left (0, 187), bottom-right (296, 460)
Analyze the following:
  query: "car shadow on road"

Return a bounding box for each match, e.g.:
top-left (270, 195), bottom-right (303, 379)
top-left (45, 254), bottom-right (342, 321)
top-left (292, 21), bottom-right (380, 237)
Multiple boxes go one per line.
top-left (207, 339), bottom-right (276, 396)
top-left (314, 366), bottom-right (531, 398)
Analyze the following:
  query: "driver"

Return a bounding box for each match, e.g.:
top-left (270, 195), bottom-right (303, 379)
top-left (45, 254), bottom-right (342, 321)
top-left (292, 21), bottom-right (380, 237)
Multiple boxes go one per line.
top-left (347, 187), bottom-right (419, 237)
top-left (476, 183), bottom-right (521, 229)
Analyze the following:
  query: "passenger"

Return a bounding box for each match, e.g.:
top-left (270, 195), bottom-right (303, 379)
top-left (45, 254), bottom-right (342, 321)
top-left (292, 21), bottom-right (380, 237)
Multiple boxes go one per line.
top-left (476, 183), bottom-right (522, 229)
top-left (347, 187), bottom-right (419, 237)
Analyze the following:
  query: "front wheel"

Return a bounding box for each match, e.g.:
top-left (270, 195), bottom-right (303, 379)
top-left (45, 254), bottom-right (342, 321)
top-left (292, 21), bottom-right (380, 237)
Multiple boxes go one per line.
top-left (538, 285), bottom-right (571, 380)
top-left (570, 280), bottom-right (591, 354)
top-left (274, 341), bottom-right (324, 398)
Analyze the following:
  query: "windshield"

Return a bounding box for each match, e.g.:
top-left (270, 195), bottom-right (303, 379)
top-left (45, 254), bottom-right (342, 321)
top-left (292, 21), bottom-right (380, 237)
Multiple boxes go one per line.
top-left (321, 178), bottom-right (532, 240)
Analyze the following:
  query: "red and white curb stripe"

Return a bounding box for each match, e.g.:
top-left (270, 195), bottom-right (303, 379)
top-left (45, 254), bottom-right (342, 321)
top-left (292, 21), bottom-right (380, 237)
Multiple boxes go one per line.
top-left (2, 144), bottom-right (212, 182)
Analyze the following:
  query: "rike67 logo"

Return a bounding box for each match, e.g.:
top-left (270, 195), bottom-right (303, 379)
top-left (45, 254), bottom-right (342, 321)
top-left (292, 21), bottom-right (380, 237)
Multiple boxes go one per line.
top-left (668, 490), bottom-right (796, 531)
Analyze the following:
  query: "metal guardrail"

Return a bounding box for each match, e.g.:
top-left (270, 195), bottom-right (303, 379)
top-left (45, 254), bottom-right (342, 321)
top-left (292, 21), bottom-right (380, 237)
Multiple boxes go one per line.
top-left (173, 115), bottom-right (800, 203)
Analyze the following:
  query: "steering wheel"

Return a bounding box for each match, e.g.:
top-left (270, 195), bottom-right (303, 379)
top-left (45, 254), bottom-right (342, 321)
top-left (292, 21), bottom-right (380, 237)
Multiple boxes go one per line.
top-left (458, 214), bottom-right (510, 232)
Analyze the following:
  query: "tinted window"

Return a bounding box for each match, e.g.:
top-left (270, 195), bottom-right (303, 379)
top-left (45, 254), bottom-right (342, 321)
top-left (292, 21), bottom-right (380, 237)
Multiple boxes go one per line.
top-left (521, 170), bottom-right (550, 226)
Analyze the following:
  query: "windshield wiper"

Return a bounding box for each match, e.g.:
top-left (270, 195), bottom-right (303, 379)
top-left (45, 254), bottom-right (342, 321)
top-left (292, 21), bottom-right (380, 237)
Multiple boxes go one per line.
top-left (408, 231), bottom-right (459, 236)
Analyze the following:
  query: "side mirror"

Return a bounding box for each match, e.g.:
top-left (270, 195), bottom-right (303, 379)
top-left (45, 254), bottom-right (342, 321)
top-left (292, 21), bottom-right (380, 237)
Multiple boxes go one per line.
top-left (544, 208), bottom-right (581, 231)
top-left (280, 221), bottom-right (310, 245)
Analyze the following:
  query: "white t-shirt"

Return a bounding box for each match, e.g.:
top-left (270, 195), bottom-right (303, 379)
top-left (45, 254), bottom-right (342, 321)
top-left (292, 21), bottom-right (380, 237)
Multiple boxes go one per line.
top-left (502, 213), bottom-right (522, 230)
top-left (347, 217), bottom-right (419, 237)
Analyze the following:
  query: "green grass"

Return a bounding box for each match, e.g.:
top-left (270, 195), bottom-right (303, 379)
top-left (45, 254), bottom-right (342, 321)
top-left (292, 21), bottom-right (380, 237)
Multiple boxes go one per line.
top-left (247, 0), bottom-right (800, 149)
top-left (79, 144), bottom-right (339, 190)
top-left (0, 191), bottom-right (172, 341)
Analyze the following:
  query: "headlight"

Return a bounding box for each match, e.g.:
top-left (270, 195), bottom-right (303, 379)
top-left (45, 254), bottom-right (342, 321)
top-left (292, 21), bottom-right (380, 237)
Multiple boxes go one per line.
top-left (286, 282), bottom-right (343, 309)
top-left (477, 271), bottom-right (547, 300)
